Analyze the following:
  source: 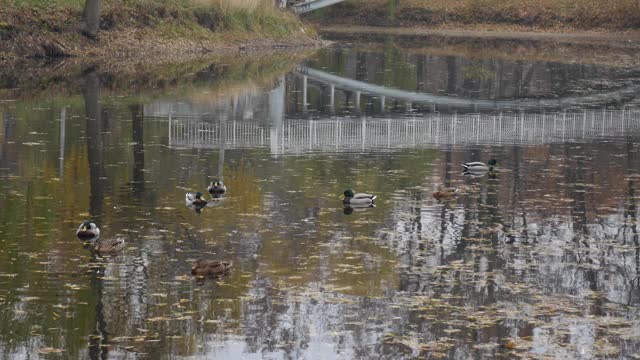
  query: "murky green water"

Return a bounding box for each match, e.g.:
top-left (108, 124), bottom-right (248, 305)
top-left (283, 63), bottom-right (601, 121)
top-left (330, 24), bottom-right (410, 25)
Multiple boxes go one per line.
top-left (2, 34), bottom-right (640, 359)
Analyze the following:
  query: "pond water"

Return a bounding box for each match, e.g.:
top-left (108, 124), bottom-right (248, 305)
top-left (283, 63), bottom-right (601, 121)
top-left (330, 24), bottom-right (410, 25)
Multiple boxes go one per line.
top-left (2, 33), bottom-right (640, 359)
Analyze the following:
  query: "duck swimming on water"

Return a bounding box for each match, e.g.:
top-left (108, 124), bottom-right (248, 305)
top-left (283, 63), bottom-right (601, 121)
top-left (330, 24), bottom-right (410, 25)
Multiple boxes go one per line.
top-left (461, 159), bottom-right (497, 174)
top-left (94, 238), bottom-right (125, 255)
top-left (432, 187), bottom-right (458, 200)
top-left (207, 179), bottom-right (227, 197)
top-left (76, 221), bottom-right (124, 254)
top-left (185, 192), bottom-right (207, 207)
top-left (191, 259), bottom-right (232, 277)
top-left (341, 190), bottom-right (377, 206)
top-left (77, 221), bottom-right (100, 241)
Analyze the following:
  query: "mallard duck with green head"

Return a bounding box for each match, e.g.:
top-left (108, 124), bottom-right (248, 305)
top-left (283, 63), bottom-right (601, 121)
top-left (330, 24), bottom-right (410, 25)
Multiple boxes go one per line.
top-left (77, 221), bottom-right (100, 241)
top-left (461, 159), bottom-right (497, 173)
top-left (207, 179), bottom-right (227, 197)
top-left (341, 190), bottom-right (377, 206)
top-left (191, 259), bottom-right (232, 277)
top-left (185, 192), bottom-right (207, 207)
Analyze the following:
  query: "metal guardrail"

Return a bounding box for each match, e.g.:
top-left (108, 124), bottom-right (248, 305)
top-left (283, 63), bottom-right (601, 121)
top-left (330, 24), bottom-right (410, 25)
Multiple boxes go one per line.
top-left (291, 0), bottom-right (346, 13)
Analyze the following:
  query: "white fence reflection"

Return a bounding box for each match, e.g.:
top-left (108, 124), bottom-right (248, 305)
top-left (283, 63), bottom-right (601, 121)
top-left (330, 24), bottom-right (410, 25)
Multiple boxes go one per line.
top-left (159, 109), bottom-right (640, 154)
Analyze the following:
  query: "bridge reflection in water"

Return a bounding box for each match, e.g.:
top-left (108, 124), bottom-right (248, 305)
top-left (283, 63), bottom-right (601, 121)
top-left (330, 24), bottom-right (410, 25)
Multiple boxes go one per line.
top-left (296, 66), bottom-right (640, 113)
top-left (143, 71), bottom-right (640, 155)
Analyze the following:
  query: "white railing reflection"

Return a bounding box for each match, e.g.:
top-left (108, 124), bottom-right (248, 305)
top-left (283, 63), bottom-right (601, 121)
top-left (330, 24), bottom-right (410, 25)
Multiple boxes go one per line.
top-left (159, 109), bottom-right (640, 154)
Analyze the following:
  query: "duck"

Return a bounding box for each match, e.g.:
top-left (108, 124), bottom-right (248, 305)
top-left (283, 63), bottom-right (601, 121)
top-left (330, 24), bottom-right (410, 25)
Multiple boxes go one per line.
top-left (207, 179), bottom-right (227, 197)
top-left (341, 190), bottom-right (377, 205)
top-left (432, 187), bottom-right (458, 200)
top-left (461, 159), bottom-right (497, 173)
top-left (185, 192), bottom-right (207, 207)
top-left (462, 170), bottom-right (487, 178)
top-left (76, 221), bottom-right (100, 241)
top-left (94, 238), bottom-right (125, 255)
top-left (191, 259), bottom-right (232, 277)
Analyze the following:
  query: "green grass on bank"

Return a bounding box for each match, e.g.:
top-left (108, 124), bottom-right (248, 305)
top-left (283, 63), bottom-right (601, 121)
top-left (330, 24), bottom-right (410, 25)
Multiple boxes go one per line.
top-left (0, 0), bottom-right (308, 39)
top-left (316, 0), bottom-right (640, 29)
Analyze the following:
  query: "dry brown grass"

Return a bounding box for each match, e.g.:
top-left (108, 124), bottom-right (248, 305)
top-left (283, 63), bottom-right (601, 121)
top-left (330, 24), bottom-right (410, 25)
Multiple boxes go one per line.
top-left (0, 0), bottom-right (315, 59)
top-left (192, 0), bottom-right (274, 12)
top-left (1, 0), bottom-right (276, 11)
top-left (316, 0), bottom-right (640, 29)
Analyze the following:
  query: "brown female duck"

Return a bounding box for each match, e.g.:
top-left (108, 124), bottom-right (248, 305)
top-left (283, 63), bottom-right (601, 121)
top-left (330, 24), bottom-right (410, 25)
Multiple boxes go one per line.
top-left (95, 238), bottom-right (125, 255)
top-left (432, 187), bottom-right (458, 200)
top-left (191, 259), bottom-right (232, 277)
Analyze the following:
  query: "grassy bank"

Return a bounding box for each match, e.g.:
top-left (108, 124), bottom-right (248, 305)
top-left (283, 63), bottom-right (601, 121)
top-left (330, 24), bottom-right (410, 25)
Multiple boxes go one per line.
top-left (311, 0), bottom-right (640, 31)
top-left (0, 0), bottom-right (318, 60)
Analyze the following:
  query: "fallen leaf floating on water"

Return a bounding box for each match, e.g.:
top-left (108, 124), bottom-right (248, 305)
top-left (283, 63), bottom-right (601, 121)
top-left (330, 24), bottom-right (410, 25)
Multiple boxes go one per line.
top-left (20, 296), bottom-right (40, 302)
top-left (147, 317), bottom-right (170, 322)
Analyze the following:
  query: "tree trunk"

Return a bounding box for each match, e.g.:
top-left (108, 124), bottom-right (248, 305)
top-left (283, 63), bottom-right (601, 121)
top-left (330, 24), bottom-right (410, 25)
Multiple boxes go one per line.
top-left (82, 0), bottom-right (102, 38)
